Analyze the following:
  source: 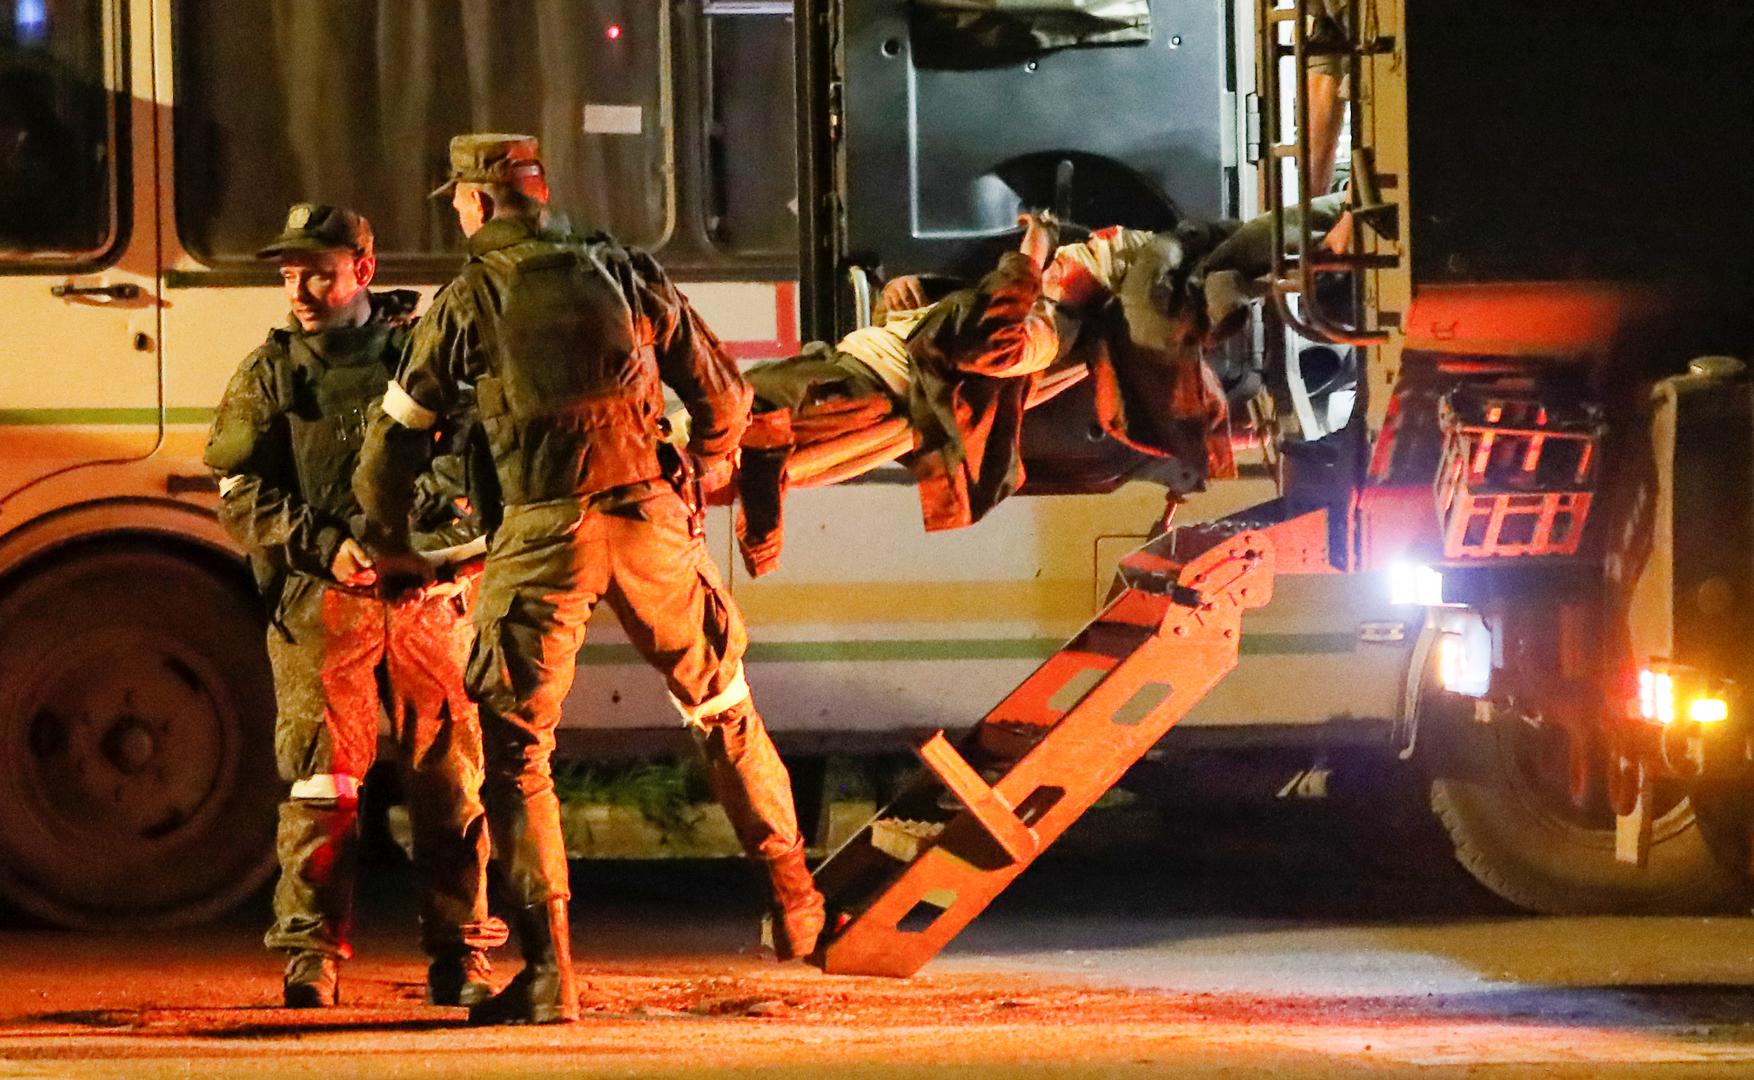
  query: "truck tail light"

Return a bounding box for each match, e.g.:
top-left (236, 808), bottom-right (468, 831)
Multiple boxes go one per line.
top-left (1636, 667), bottom-right (1731, 726)
top-left (1688, 697), bottom-right (1729, 725)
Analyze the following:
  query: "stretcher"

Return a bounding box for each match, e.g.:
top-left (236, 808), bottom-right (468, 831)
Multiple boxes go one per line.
top-left (782, 362), bottom-right (1093, 489)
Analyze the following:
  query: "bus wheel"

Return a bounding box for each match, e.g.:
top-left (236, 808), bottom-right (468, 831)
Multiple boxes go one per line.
top-left (0, 548), bottom-right (279, 928)
top-left (1421, 689), bottom-right (1749, 914)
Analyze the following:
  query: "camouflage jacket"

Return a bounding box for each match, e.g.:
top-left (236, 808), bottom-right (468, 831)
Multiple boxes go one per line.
top-left (358, 215), bottom-right (750, 536)
top-left (206, 289), bottom-right (475, 596)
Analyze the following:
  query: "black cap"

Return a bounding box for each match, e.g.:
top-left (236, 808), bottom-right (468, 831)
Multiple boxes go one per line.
top-left (256, 203), bottom-right (374, 259)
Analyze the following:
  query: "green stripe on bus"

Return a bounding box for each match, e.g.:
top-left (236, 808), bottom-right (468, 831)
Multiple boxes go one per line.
top-left (578, 632), bottom-right (1359, 665)
top-left (580, 638), bottom-right (1066, 666)
top-left (1243, 632), bottom-right (1361, 655)
top-left (0, 407), bottom-right (216, 425)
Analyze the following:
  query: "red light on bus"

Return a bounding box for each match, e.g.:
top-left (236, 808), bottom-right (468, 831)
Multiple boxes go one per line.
top-left (605, 23), bottom-right (624, 41)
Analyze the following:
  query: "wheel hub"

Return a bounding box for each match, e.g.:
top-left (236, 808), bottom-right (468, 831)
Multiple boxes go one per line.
top-left (100, 715), bottom-right (158, 775)
top-left (20, 627), bottom-right (230, 843)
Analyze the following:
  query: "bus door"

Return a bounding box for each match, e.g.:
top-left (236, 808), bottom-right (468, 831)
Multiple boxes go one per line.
top-left (0, 0), bottom-right (162, 502)
top-left (797, 0), bottom-right (1240, 342)
top-left (796, 0), bottom-right (1244, 490)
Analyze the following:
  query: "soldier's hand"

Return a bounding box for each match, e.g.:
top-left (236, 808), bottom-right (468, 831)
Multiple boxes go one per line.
top-left (1018, 212), bottom-right (1060, 271)
top-left (694, 453), bottom-right (736, 496)
top-left (877, 275), bottom-right (930, 319)
top-left (370, 548), bottom-right (437, 600)
top-left (1042, 248), bottom-right (1102, 309)
top-left (1321, 209), bottom-right (1355, 256)
top-left (330, 538), bottom-right (378, 588)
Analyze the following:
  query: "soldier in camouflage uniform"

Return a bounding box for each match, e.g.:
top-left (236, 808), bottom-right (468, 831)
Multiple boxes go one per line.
top-left (356, 135), bottom-right (824, 1026)
top-left (205, 205), bottom-right (502, 1009)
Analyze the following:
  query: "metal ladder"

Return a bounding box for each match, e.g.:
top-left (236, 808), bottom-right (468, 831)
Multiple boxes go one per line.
top-left (808, 523), bottom-right (1281, 977)
top-left (1257, 0), bottom-right (1399, 346)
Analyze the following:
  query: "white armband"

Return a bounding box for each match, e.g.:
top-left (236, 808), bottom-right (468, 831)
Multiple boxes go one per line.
top-left (382, 380), bottom-right (438, 430)
top-left (289, 773), bottom-right (362, 803)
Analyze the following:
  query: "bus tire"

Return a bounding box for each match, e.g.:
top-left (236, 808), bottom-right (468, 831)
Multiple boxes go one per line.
top-left (1421, 690), bottom-right (1749, 915)
top-left (0, 547), bottom-right (279, 928)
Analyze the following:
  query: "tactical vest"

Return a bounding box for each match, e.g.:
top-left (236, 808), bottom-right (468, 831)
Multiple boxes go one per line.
top-left (275, 322), bottom-right (400, 523)
top-left (471, 239), bottom-right (667, 505)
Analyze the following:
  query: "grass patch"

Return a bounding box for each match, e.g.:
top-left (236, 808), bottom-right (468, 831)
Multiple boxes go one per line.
top-left (552, 757), bottom-right (712, 833)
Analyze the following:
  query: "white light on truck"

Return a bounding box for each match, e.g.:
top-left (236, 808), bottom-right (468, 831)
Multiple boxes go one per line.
top-left (1435, 617), bottom-right (1492, 698)
top-left (1389, 564), bottom-right (1445, 606)
top-left (1637, 669), bottom-right (1676, 725)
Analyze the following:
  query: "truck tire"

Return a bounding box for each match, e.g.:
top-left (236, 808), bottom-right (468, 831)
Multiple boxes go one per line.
top-left (0, 548), bottom-right (280, 927)
top-left (1422, 690), bottom-right (1749, 915)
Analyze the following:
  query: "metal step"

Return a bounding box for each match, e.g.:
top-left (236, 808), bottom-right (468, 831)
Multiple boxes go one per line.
top-left (807, 523), bottom-right (1284, 977)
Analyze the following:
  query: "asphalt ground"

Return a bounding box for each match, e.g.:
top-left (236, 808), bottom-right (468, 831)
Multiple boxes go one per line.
top-left (1, 806), bottom-right (1753, 1078)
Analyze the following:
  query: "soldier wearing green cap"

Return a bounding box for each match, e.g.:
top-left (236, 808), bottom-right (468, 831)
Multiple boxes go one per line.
top-left (205, 203), bottom-right (503, 1010)
top-left (356, 134), bottom-right (825, 1025)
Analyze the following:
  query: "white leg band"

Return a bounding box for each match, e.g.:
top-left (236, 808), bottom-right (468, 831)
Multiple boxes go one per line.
top-left (381, 379), bottom-right (438, 430)
top-left (290, 773), bottom-right (362, 802)
top-left (671, 664), bottom-right (751, 725)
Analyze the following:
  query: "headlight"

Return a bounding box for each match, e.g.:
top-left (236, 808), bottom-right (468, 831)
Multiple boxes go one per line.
top-left (1434, 611), bottom-right (1492, 697)
top-left (1390, 564), bottom-right (1446, 607)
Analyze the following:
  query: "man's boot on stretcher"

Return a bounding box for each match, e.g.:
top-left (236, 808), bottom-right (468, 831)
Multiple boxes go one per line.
top-left (467, 899), bottom-right (578, 1025)
top-left (734, 409), bottom-right (793, 577)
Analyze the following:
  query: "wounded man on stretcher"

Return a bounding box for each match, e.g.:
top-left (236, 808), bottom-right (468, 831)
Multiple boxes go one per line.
top-left (730, 209), bottom-right (1260, 578)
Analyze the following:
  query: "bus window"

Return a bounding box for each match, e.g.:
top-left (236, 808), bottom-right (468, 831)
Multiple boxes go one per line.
top-left (173, 0), bottom-right (672, 264)
top-left (910, 0), bottom-right (1151, 65)
top-left (701, 2), bottom-right (795, 257)
top-left (0, 0), bottom-right (116, 261)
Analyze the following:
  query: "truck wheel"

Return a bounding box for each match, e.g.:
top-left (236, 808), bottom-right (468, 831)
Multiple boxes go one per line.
top-left (0, 548), bottom-right (279, 927)
top-left (1422, 691), bottom-right (1749, 914)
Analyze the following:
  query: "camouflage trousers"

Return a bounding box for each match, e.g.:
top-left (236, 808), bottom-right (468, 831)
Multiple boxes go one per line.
top-left (467, 487), bottom-right (806, 909)
top-left (264, 571), bottom-right (497, 959)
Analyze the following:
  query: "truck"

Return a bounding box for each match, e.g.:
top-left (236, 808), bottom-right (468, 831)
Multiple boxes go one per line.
top-left (792, 0), bottom-right (1754, 929)
top-left (1, 0), bottom-right (1750, 929)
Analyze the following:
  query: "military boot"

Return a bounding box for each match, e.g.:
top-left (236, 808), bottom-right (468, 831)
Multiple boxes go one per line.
top-left (734, 410), bottom-right (793, 577)
top-left (466, 899), bottom-right (579, 1025)
top-left (427, 948), bottom-right (495, 1007)
top-left (283, 952), bottom-right (340, 1008)
top-left (692, 702), bottom-right (822, 959)
top-left (764, 839), bottom-right (826, 961)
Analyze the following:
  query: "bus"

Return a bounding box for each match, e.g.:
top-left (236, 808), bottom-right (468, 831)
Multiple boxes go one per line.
top-left (0, 0), bottom-right (1738, 929)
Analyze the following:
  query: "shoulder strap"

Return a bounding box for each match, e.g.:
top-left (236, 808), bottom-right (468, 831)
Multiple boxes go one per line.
top-left (261, 330), bottom-right (303, 408)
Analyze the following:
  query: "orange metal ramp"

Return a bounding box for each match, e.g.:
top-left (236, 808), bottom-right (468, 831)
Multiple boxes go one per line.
top-left (809, 523), bottom-right (1280, 977)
